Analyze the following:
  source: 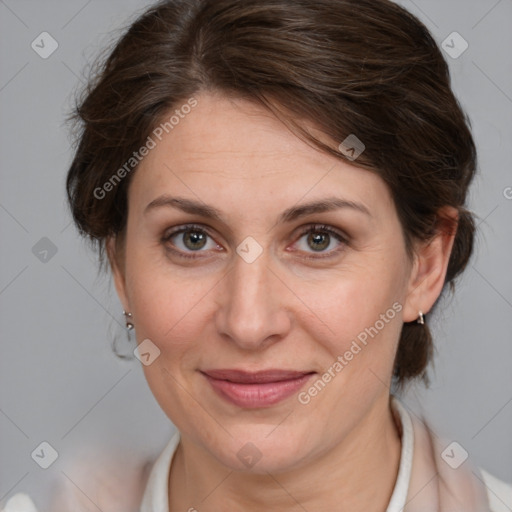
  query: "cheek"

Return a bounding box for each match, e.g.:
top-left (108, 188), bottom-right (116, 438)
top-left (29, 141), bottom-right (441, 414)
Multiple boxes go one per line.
top-left (128, 273), bottom-right (209, 347)
top-left (292, 253), bottom-right (407, 373)
top-left (125, 265), bottom-right (212, 425)
top-left (123, 233), bottom-right (209, 340)
top-left (292, 272), bottom-right (405, 426)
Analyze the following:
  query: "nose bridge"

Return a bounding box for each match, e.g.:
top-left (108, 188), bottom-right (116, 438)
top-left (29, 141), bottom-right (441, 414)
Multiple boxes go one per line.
top-left (216, 245), bottom-right (290, 348)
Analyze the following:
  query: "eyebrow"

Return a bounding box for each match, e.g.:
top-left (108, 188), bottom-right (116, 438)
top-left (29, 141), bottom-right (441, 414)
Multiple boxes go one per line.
top-left (144, 195), bottom-right (371, 222)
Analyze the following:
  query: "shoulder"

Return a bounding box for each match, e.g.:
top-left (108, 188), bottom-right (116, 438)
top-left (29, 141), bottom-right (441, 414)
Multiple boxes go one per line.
top-left (1, 493), bottom-right (38, 512)
top-left (480, 468), bottom-right (512, 512)
top-left (2, 457), bottom-right (153, 512)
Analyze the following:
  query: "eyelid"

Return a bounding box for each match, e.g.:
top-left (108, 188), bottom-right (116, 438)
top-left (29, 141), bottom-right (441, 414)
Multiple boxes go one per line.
top-left (295, 223), bottom-right (348, 242)
top-left (161, 222), bottom-right (349, 260)
top-left (161, 223), bottom-right (223, 259)
top-left (289, 223), bottom-right (349, 259)
top-left (161, 222), bottom-right (214, 241)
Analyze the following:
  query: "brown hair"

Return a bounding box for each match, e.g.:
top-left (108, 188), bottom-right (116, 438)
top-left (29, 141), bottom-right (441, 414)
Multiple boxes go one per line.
top-left (66, 0), bottom-right (477, 390)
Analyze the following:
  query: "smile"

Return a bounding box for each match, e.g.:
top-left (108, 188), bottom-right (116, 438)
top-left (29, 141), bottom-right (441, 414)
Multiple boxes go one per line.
top-left (200, 369), bottom-right (316, 408)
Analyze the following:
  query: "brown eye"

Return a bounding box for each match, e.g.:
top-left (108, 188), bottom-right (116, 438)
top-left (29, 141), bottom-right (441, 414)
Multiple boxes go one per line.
top-left (162, 224), bottom-right (220, 258)
top-left (307, 231), bottom-right (331, 251)
top-left (292, 224), bottom-right (348, 259)
top-left (181, 229), bottom-right (207, 250)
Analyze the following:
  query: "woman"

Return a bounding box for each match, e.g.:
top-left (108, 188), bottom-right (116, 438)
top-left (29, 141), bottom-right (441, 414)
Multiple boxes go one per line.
top-left (4, 0), bottom-right (510, 511)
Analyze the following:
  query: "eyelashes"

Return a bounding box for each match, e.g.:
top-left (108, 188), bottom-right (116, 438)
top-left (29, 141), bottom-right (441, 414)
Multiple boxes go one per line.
top-left (293, 224), bottom-right (348, 258)
top-left (161, 223), bottom-right (221, 260)
top-left (161, 223), bottom-right (349, 261)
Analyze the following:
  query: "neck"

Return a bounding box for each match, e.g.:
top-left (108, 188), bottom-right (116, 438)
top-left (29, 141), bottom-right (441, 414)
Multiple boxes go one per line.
top-left (169, 394), bottom-right (401, 512)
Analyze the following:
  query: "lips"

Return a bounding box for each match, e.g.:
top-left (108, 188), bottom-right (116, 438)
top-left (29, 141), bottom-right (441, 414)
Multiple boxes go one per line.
top-left (200, 368), bottom-right (315, 408)
top-left (202, 368), bottom-right (313, 383)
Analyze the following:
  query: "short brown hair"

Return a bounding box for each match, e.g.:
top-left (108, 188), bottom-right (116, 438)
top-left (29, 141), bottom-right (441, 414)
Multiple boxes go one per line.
top-left (66, 0), bottom-right (477, 390)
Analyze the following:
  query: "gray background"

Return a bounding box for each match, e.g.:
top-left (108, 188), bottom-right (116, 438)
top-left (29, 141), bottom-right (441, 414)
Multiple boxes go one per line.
top-left (1, 0), bottom-right (511, 510)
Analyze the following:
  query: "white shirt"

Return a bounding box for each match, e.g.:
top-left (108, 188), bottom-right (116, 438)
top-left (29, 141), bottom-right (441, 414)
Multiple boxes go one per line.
top-left (139, 396), bottom-right (512, 512)
top-left (3, 397), bottom-right (510, 511)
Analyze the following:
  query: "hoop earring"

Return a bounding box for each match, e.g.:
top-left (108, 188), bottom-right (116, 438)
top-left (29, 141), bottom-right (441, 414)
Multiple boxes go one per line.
top-left (123, 310), bottom-right (134, 330)
top-left (417, 311), bottom-right (425, 325)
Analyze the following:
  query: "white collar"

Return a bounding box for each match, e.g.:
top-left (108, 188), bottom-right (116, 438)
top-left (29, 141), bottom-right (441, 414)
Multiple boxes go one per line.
top-left (386, 395), bottom-right (415, 512)
top-left (139, 395), bottom-right (414, 512)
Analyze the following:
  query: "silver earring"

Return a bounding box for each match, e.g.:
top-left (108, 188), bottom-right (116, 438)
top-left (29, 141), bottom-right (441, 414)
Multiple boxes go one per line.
top-left (123, 310), bottom-right (134, 330)
top-left (417, 311), bottom-right (425, 325)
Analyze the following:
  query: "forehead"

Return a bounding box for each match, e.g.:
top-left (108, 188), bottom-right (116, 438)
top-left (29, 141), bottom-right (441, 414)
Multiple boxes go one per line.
top-left (128, 92), bottom-right (393, 218)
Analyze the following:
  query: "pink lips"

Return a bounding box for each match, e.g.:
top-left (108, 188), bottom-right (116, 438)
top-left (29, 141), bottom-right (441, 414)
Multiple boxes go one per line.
top-left (201, 369), bottom-right (315, 408)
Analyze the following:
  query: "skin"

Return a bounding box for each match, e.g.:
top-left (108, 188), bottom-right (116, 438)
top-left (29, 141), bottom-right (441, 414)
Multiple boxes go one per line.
top-left (109, 91), bottom-right (457, 511)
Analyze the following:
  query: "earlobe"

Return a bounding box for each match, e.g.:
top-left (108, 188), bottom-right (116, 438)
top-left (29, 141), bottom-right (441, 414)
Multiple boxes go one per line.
top-left (106, 236), bottom-right (130, 312)
top-left (402, 207), bottom-right (459, 323)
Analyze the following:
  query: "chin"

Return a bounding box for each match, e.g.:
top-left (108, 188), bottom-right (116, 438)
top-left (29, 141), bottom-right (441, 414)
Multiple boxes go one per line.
top-left (207, 428), bottom-right (312, 474)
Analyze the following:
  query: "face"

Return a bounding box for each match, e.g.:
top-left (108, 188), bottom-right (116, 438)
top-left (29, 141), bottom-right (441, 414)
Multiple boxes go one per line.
top-left (110, 91), bottom-right (432, 473)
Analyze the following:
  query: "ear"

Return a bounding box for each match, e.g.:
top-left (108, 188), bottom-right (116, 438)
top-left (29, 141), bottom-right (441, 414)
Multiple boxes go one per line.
top-left (106, 236), bottom-right (130, 313)
top-left (402, 207), bottom-right (458, 323)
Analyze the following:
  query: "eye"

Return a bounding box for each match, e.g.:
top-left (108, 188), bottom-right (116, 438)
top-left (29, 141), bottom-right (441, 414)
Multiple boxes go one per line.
top-left (161, 223), bottom-right (348, 261)
top-left (292, 224), bottom-right (348, 259)
top-left (161, 224), bottom-right (221, 259)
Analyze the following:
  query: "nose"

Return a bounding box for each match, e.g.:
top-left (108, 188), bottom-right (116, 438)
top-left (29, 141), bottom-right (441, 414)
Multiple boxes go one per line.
top-left (214, 247), bottom-right (292, 351)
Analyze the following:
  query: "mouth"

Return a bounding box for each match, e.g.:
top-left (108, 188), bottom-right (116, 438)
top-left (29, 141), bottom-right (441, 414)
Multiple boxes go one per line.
top-left (200, 369), bottom-right (316, 408)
